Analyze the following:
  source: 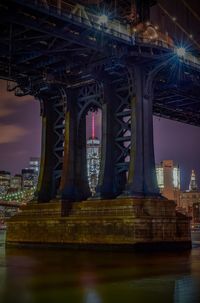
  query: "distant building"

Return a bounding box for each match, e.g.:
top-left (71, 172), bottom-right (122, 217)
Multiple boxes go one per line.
top-left (29, 157), bottom-right (40, 174)
top-left (21, 169), bottom-right (35, 190)
top-left (156, 160), bottom-right (180, 204)
top-left (180, 191), bottom-right (200, 216)
top-left (180, 170), bottom-right (200, 216)
top-left (87, 137), bottom-right (101, 195)
top-left (10, 174), bottom-right (22, 192)
top-left (0, 171), bottom-right (11, 195)
top-left (192, 202), bottom-right (200, 224)
top-left (29, 157), bottom-right (40, 187)
top-left (86, 112), bottom-right (101, 195)
top-left (189, 169), bottom-right (198, 192)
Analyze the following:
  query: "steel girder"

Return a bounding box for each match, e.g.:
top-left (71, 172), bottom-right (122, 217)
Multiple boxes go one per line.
top-left (52, 88), bottom-right (67, 192)
top-left (153, 105), bottom-right (200, 127)
top-left (36, 85), bottom-right (67, 201)
top-left (0, 0), bottom-right (172, 77)
top-left (76, 83), bottom-right (103, 122)
top-left (112, 69), bottom-right (134, 179)
top-left (0, 0), bottom-right (131, 55)
top-left (154, 79), bottom-right (200, 127)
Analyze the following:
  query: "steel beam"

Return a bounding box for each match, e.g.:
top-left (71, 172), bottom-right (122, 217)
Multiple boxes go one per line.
top-left (36, 87), bottom-right (67, 202)
top-left (125, 65), bottom-right (159, 196)
top-left (59, 89), bottom-right (80, 202)
top-left (95, 83), bottom-right (118, 198)
top-left (36, 97), bottom-right (58, 202)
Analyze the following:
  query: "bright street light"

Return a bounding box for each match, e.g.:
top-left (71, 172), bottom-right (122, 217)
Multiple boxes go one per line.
top-left (99, 14), bottom-right (108, 25)
top-left (176, 47), bottom-right (186, 58)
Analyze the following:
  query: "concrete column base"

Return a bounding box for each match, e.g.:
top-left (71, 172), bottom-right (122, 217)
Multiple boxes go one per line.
top-left (6, 198), bottom-right (191, 251)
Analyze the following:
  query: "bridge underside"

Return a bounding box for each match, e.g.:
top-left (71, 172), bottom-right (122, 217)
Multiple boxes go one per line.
top-left (0, 0), bottom-right (200, 126)
top-left (1, 0), bottom-right (196, 249)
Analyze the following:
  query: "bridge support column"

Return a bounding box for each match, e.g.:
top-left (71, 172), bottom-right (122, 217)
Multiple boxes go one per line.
top-left (125, 65), bottom-right (160, 197)
top-left (75, 113), bottom-right (91, 200)
top-left (59, 94), bottom-right (77, 201)
top-left (60, 90), bottom-right (90, 204)
top-left (95, 83), bottom-right (117, 199)
top-left (37, 87), bottom-right (67, 203)
top-left (37, 98), bottom-right (57, 202)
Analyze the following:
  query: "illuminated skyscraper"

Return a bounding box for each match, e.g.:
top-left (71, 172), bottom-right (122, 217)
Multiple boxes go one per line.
top-left (29, 157), bottom-right (40, 173)
top-left (189, 170), bottom-right (198, 192)
top-left (29, 157), bottom-right (40, 187)
top-left (87, 112), bottom-right (101, 195)
top-left (10, 174), bottom-right (22, 192)
top-left (0, 171), bottom-right (11, 195)
top-left (156, 160), bottom-right (180, 204)
top-left (180, 170), bottom-right (200, 216)
top-left (22, 169), bottom-right (35, 190)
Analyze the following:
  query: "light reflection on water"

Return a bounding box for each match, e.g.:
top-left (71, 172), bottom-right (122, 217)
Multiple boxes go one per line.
top-left (0, 231), bottom-right (200, 303)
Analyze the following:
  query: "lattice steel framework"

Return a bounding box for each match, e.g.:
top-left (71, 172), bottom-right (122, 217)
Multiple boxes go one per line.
top-left (52, 88), bottom-right (67, 194)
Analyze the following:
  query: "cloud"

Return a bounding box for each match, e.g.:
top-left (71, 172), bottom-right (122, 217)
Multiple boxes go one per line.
top-left (0, 80), bottom-right (36, 118)
top-left (0, 80), bottom-right (35, 103)
top-left (15, 150), bottom-right (28, 156)
top-left (0, 107), bottom-right (14, 117)
top-left (0, 124), bottom-right (29, 144)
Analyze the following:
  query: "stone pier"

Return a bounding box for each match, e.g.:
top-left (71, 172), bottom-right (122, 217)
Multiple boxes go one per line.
top-left (6, 198), bottom-right (191, 250)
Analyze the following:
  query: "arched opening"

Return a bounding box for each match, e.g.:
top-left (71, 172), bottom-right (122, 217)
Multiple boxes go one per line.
top-left (86, 109), bottom-right (102, 196)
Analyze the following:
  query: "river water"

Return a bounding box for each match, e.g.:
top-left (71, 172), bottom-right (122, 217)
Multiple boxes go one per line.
top-left (0, 231), bottom-right (200, 303)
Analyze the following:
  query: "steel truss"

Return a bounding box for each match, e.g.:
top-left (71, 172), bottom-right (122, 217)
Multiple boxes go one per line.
top-left (76, 82), bottom-right (103, 124)
top-left (112, 69), bottom-right (134, 187)
top-left (36, 85), bottom-right (67, 201)
top-left (52, 87), bottom-right (67, 194)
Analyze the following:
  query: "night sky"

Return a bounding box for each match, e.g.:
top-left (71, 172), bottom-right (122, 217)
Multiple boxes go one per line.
top-left (0, 0), bottom-right (200, 190)
top-left (0, 80), bottom-right (41, 174)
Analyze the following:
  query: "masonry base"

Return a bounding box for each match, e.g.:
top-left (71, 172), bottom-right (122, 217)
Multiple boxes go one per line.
top-left (6, 198), bottom-right (191, 251)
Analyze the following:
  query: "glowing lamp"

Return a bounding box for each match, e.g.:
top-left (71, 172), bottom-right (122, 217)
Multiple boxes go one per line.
top-left (99, 14), bottom-right (108, 25)
top-left (176, 47), bottom-right (186, 58)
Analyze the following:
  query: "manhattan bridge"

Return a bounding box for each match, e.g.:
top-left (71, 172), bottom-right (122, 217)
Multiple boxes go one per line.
top-left (1, 0), bottom-right (200, 248)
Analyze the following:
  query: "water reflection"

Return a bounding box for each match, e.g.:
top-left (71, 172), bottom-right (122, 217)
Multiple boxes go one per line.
top-left (174, 276), bottom-right (199, 303)
top-left (84, 288), bottom-right (102, 303)
top-left (0, 232), bottom-right (200, 303)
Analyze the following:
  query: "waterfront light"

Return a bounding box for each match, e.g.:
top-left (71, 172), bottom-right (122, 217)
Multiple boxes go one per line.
top-left (99, 14), bottom-right (108, 25)
top-left (176, 47), bottom-right (186, 58)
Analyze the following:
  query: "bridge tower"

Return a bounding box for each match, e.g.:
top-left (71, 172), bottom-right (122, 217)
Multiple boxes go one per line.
top-left (34, 65), bottom-right (159, 203)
